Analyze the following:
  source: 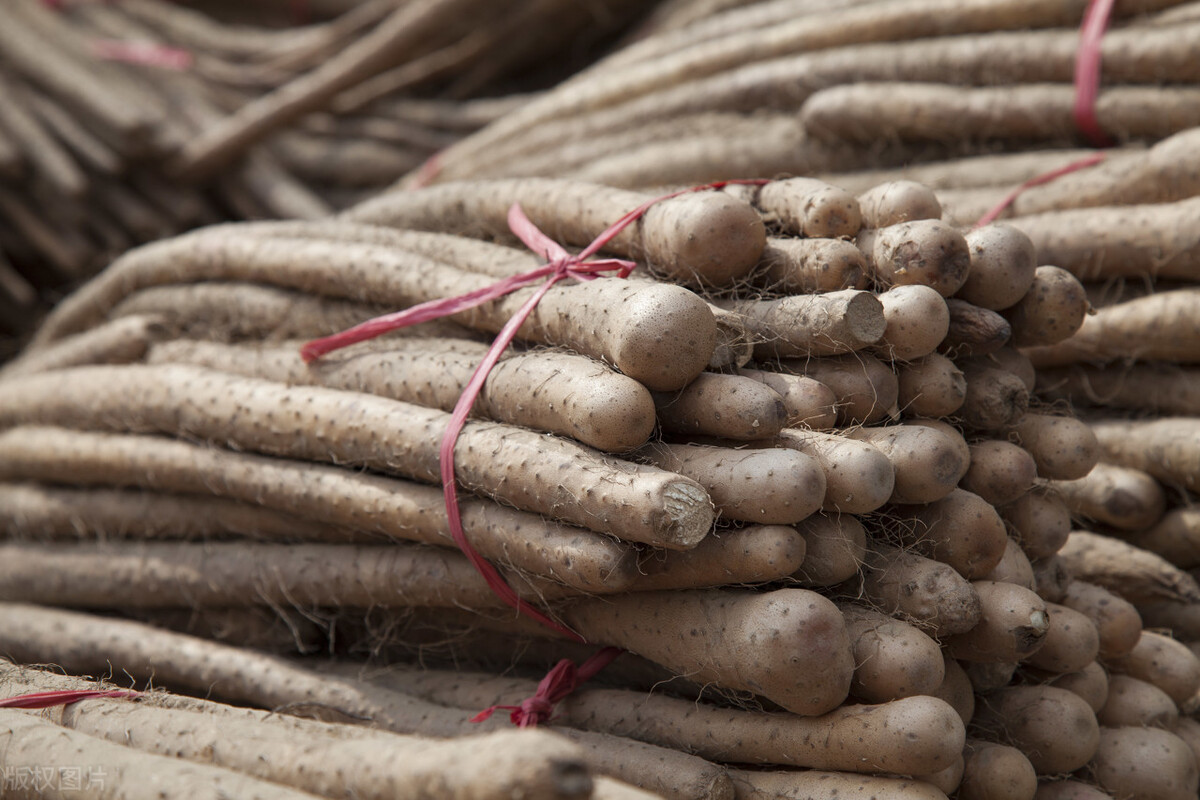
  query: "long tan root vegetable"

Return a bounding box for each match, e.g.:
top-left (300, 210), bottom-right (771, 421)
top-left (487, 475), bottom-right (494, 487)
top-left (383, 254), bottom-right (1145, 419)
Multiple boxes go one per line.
top-left (744, 177), bottom-right (862, 238)
top-left (956, 225), bottom-right (1038, 311)
top-left (716, 289), bottom-right (886, 360)
top-left (31, 232), bottom-right (720, 392)
top-left (1097, 675), bottom-right (1177, 729)
top-left (942, 300), bottom-right (1012, 359)
top-left (870, 285), bottom-right (950, 362)
top-left (561, 588), bottom-right (853, 715)
top-left (735, 367), bottom-right (837, 429)
top-left (0, 365), bottom-right (710, 548)
top-left (1005, 266), bottom-right (1089, 349)
top-left (793, 513), bottom-right (866, 587)
top-left (727, 768), bottom-right (948, 800)
top-left (345, 179), bottom-right (767, 287)
top-left (628, 524), bottom-right (806, 592)
top-left (896, 353), bottom-right (966, 417)
top-left (1085, 727), bottom-right (1199, 800)
top-left (959, 360), bottom-right (1030, 431)
top-left (780, 353), bottom-right (899, 426)
top-left (1132, 508), bottom-right (1200, 569)
top-left (1028, 661), bottom-right (1110, 714)
top-left (0, 426), bottom-right (637, 593)
top-left (972, 685), bottom-right (1100, 775)
top-left (843, 424), bottom-right (968, 504)
top-left (755, 236), bottom-right (870, 294)
top-left (998, 486), bottom-right (1072, 559)
top-left (958, 739), bottom-right (1038, 800)
top-left (860, 543), bottom-right (982, 636)
top-left (653, 372), bottom-right (788, 441)
top-left (1105, 630), bottom-right (1200, 706)
top-left (983, 537), bottom-right (1037, 591)
top-left (1058, 532), bottom-right (1200, 604)
top-left (774, 429), bottom-right (894, 513)
top-left (1025, 289), bottom-right (1200, 367)
top-left (837, 603), bottom-right (945, 702)
top-left (0, 314), bottom-right (167, 379)
top-left (1036, 363), bottom-right (1200, 416)
top-left (1051, 463), bottom-right (1167, 532)
top-left (1023, 603), bottom-right (1101, 675)
top-left (891, 489), bottom-right (1009, 579)
top-left (856, 180), bottom-right (941, 228)
top-left (1060, 581), bottom-right (1144, 661)
top-left (1088, 417), bottom-right (1200, 492)
top-left (855, 219), bottom-right (971, 297)
top-left (944, 581), bottom-right (1049, 662)
top-left (148, 337), bottom-right (657, 453)
top-left (636, 443), bottom-right (824, 524)
top-left (1009, 412), bottom-right (1100, 481)
top-left (961, 441), bottom-right (1038, 506)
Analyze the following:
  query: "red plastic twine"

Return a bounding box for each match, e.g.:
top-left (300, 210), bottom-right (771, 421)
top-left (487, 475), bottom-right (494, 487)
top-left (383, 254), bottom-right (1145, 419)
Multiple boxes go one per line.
top-left (471, 645), bottom-right (623, 727)
top-left (972, 152), bottom-right (1107, 228)
top-left (0, 689), bottom-right (138, 709)
top-left (91, 39), bottom-right (194, 70)
top-left (1074, 0), bottom-right (1117, 148)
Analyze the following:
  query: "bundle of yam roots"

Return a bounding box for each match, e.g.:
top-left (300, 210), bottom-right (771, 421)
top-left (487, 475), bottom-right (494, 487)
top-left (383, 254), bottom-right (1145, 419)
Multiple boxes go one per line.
top-left (2, 168), bottom-right (1198, 800)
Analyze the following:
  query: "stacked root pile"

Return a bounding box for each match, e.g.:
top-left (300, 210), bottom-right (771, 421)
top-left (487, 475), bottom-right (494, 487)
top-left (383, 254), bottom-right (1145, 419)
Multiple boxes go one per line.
top-left (0, 0), bottom-right (646, 356)
top-left (4, 174), bottom-right (1197, 800)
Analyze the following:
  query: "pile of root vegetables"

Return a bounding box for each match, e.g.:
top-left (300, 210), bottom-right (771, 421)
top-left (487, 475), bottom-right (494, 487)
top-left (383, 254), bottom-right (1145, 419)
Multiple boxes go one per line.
top-left (4, 171), bottom-right (1199, 800)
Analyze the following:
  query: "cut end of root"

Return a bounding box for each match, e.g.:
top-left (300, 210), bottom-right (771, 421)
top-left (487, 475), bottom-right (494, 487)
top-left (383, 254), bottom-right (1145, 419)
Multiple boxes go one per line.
top-left (658, 480), bottom-right (715, 550)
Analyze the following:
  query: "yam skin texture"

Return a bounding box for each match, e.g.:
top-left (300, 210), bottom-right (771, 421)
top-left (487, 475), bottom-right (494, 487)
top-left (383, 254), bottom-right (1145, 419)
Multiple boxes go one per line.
top-left (780, 352), bottom-right (899, 426)
top-left (30, 231), bottom-right (719, 391)
top-left (717, 289), bottom-right (886, 360)
top-left (860, 543), bottom-right (982, 636)
top-left (561, 588), bottom-right (854, 716)
top-left (933, 653), bottom-right (976, 727)
top-left (735, 368), bottom-right (837, 429)
top-left (957, 225), bottom-right (1038, 311)
top-left (983, 537), bottom-right (1036, 592)
top-left (1060, 581), bottom-right (1143, 662)
top-left (1026, 662), bottom-right (1110, 714)
top-left (843, 423), bottom-right (968, 505)
top-left (792, 513), bottom-right (867, 587)
top-left (653, 372), bottom-right (788, 441)
top-left (344, 178), bottom-right (767, 287)
top-left (914, 756), bottom-right (964, 796)
top-left (1088, 417), bottom-right (1200, 493)
top-left (944, 581), bottom-right (1050, 663)
top-left (1104, 630), bottom-right (1200, 706)
top-left (1134, 508), bottom-right (1200, 569)
top-left (1086, 727), bottom-right (1200, 800)
top-left (941, 300), bottom-right (1013, 359)
top-left (890, 489), bottom-right (1009, 580)
top-left (857, 181), bottom-right (942, 229)
top-left (990, 346), bottom-right (1037, 393)
top-left (0, 364), bottom-right (712, 549)
top-left (836, 602), bottom-right (945, 703)
top-left (959, 740), bottom-right (1038, 800)
top-left (962, 441), bottom-right (1038, 507)
top-left (1096, 675), bottom-right (1178, 729)
top-left (1058, 531), bottom-right (1200, 604)
top-left (1036, 363), bottom-right (1200, 418)
top-left (381, 667), bottom-right (964, 775)
top-left (0, 426), bottom-right (637, 594)
top-left (1022, 603), bottom-right (1100, 675)
top-left (637, 443), bottom-right (824, 524)
top-left (148, 338), bottom-right (658, 453)
top-left (1009, 413), bottom-right (1100, 481)
top-left (1169, 717), bottom-right (1200, 778)
top-left (774, 429), bottom-right (894, 513)
top-left (1031, 556), bottom-right (1070, 604)
top-left (755, 236), bottom-right (870, 294)
top-left (1005, 266), bottom-right (1089, 349)
top-left (896, 353), bottom-right (966, 418)
top-left (727, 769), bottom-right (948, 800)
top-left (959, 362), bottom-right (1030, 431)
top-left (754, 177), bottom-right (862, 238)
top-left (0, 314), bottom-right (168, 379)
top-left (0, 709), bottom-right (326, 800)
top-left (855, 218), bottom-right (971, 297)
top-left (998, 486), bottom-right (1072, 560)
top-left (870, 284), bottom-right (950, 362)
top-left (1032, 780), bottom-right (1113, 800)
top-left (964, 661), bottom-right (1020, 694)
top-left (1050, 463), bottom-right (1166, 532)
top-left (971, 685), bottom-right (1100, 775)
top-left (628, 524), bottom-right (807, 592)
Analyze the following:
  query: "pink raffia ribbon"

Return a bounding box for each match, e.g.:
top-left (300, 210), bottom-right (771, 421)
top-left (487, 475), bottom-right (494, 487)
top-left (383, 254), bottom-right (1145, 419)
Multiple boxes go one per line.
top-left (1074, 0), bottom-right (1116, 148)
top-left (973, 152), bottom-right (1107, 228)
top-left (92, 39), bottom-right (194, 71)
top-left (0, 689), bottom-right (138, 709)
top-left (471, 646), bottom-right (623, 728)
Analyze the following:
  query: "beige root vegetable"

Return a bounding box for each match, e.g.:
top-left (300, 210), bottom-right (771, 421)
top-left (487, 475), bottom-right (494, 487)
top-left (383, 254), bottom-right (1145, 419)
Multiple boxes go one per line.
top-left (1023, 603), bottom-right (1101, 675)
top-left (837, 602), bottom-right (945, 702)
top-left (963, 661), bottom-right (1020, 694)
top-left (628, 524), bottom-right (806, 592)
top-left (855, 218), bottom-right (971, 297)
top-left (1051, 463), bottom-right (1167, 532)
top-left (774, 429), bottom-right (894, 513)
top-left (0, 314), bottom-right (167, 379)
top-left (842, 423), bottom-right (968, 505)
top-left (1097, 675), bottom-right (1178, 729)
top-left (1031, 555), bottom-right (1071, 604)
top-left (748, 177), bottom-right (862, 238)
top-left (345, 178), bottom-right (767, 287)
top-left (961, 441), bottom-right (1038, 507)
top-left (933, 654), bottom-right (976, 726)
top-left (637, 443), bottom-right (823, 524)
top-left (941, 300), bottom-right (1012, 359)
top-left (728, 768), bottom-right (949, 800)
top-left (891, 489), bottom-right (1009, 579)
top-left (1028, 662), bottom-right (1111, 715)
top-left (1033, 780), bottom-right (1114, 800)
top-left (0, 365), bottom-right (708, 549)
top-left (561, 588), bottom-right (853, 715)
top-left (1088, 417), bottom-right (1200, 492)
top-left (0, 426), bottom-right (636, 593)
top-left (984, 536), bottom-right (1037, 590)
top-left (792, 513), bottom-right (866, 587)
top-left (915, 756), bottom-right (964, 796)
top-left (1005, 266), bottom-right (1089, 349)
top-left (945, 581), bottom-right (1049, 663)
top-left (780, 353), bottom-right (898, 425)
top-left (972, 685), bottom-right (1100, 775)
top-left (856, 180), bottom-right (941, 229)
top-left (959, 361), bottom-right (1030, 431)
top-left (1009, 412), bottom-right (1100, 481)
top-left (149, 337), bottom-right (657, 453)
top-left (716, 289), bottom-right (886, 360)
top-left (956, 225), bottom-right (1038, 311)
top-left (735, 367), bottom-right (837, 429)
top-left (1086, 727), bottom-right (1199, 800)
top-left (1059, 532), bottom-right (1200, 604)
top-left (989, 346), bottom-right (1037, 392)
top-left (869, 284), bottom-right (950, 362)
top-left (1132, 508), bottom-right (1200, 569)
top-left (1060, 581), bottom-right (1143, 662)
top-left (755, 237), bottom-right (870, 294)
top-left (959, 739), bottom-right (1038, 800)
top-left (1169, 717), bottom-right (1200, 775)
top-left (1104, 630), bottom-right (1200, 707)
top-left (999, 486), bottom-right (1072, 560)
top-left (653, 372), bottom-right (788, 441)
top-left (860, 543), bottom-right (982, 636)
top-left (1036, 363), bottom-right (1200, 417)
top-left (896, 353), bottom-right (966, 418)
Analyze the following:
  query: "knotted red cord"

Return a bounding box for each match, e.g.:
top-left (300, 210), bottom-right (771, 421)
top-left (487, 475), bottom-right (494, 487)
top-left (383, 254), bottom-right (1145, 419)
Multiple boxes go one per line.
top-left (973, 151), bottom-right (1106, 228)
top-left (0, 689), bottom-right (138, 709)
top-left (1074, 0), bottom-right (1116, 147)
top-left (471, 645), bottom-right (623, 727)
